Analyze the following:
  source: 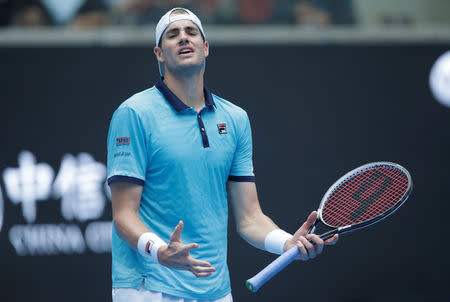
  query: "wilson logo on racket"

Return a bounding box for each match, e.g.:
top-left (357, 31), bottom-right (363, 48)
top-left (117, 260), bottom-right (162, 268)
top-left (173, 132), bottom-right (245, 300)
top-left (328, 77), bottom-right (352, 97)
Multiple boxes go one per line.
top-left (116, 137), bottom-right (130, 146)
top-left (217, 123), bottom-right (227, 134)
top-left (350, 171), bottom-right (394, 221)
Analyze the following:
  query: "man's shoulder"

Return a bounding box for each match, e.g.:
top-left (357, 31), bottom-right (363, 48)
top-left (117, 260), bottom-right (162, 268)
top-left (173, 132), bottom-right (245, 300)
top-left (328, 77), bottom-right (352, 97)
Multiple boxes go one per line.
top-left (212, 94), bottom-right (248, 118)
top-left (117, 86), bottom-right (163, 113)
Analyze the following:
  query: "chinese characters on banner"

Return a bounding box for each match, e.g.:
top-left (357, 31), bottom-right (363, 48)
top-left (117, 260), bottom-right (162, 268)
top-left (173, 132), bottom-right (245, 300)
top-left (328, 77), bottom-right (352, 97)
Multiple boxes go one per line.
top-left (1, 150), bottom-right (112, 256)
top-left (3, 151), bottom-right (54, 223)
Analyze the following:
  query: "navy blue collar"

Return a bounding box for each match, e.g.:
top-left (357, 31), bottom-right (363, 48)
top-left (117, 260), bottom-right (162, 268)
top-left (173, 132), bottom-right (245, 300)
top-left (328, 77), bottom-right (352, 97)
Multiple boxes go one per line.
top-left (155, 77), bottom-right (215, 112)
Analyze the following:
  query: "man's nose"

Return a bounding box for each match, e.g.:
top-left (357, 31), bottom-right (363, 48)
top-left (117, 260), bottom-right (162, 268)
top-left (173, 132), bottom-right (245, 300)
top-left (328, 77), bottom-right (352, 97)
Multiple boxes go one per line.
top-left (178, 38), bottom-right (188, 46)
top-left (178, 31), bottom-right (189, 45)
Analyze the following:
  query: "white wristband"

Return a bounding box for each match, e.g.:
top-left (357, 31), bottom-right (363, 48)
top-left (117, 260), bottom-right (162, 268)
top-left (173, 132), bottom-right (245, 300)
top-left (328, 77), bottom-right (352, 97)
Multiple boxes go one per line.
top-left (264, 229), bottom-right (293, 255)
top-left (137, 232), bottom-right (167, 263)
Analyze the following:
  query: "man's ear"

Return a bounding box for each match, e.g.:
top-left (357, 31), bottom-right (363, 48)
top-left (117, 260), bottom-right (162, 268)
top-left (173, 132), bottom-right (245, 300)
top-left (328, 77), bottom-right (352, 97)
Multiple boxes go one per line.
top-left (154, 46), bottom-right (164, 63)
top-left (204, 41), bottom-right (209, 58)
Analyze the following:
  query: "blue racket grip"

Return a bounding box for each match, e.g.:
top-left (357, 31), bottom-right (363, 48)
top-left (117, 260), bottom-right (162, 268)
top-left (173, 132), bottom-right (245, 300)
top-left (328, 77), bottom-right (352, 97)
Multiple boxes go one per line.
top-left (246, 246), bottom-right (300, 292)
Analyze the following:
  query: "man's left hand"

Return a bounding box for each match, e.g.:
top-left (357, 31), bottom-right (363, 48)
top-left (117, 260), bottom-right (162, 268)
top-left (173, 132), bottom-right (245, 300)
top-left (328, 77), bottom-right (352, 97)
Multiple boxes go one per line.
top-left (284, 211), bottom-right (338, 261)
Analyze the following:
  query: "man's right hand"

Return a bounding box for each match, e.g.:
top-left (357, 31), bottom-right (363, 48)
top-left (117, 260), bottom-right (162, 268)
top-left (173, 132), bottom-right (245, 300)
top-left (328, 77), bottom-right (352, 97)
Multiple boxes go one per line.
top-left (157, 220), bottom-right (216, 278)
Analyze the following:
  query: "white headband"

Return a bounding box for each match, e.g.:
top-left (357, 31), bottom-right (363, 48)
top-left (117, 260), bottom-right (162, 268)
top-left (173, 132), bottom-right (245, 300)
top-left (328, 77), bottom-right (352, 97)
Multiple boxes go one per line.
top-left (155, 8), bottom-right (206, 76)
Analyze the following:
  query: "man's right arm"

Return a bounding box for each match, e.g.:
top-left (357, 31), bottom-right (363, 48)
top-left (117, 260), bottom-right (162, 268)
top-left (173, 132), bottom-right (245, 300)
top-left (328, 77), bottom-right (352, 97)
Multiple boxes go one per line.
top-left (110, 181), bottom-right (216, 277)
top-left (110, 182), bottom-right (148, 249)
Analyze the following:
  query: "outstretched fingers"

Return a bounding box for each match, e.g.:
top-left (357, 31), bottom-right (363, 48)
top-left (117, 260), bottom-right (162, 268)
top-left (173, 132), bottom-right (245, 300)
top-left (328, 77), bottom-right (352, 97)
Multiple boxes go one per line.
top-left (188, 257), bottom-right (216, 278)
top-left (169, 221), bottom-right (184, 243)
top-left (189, 264), bottom-right (216, 278)
top-left (189, 256), bottom-right (213, 268)
top-left (183, 242), bottom-right (199, 251)
top-left (290, 212), bottom-right (339, 261)
top-left (189, 267), bottom-right (216, 278)
top-left (297, 211), bottom-right (318, 236)
top-left (163, 221), bottom-right (217, 277)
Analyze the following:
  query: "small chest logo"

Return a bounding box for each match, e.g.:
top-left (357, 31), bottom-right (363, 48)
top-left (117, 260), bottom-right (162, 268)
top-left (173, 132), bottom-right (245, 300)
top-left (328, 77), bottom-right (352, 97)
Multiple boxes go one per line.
top-left (116, 137), bottom-right (130, 146)
top-left (217, 123), bottom-right (227, 134)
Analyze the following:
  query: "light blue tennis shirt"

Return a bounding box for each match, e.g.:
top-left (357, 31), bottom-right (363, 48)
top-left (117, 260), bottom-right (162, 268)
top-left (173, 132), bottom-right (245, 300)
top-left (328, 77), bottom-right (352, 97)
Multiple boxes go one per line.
top-left (107, 78), bottom-right (255, 300)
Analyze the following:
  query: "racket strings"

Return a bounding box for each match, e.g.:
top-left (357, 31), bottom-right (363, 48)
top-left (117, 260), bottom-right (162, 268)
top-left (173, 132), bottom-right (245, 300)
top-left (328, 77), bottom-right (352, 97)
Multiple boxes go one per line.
top-left (322, 167), bottom-right (409, 227)
top-left (324, 168), bottom-right (407, 225)
top-left (326, 169), bottom-right (406, 224)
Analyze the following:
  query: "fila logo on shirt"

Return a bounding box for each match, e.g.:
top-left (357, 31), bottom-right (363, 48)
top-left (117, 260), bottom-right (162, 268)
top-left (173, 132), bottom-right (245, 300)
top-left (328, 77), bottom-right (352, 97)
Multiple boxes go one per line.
top-left (217, 123), bottom-right (227, 134)
top-left (116, 137), bottom-right (130, 146)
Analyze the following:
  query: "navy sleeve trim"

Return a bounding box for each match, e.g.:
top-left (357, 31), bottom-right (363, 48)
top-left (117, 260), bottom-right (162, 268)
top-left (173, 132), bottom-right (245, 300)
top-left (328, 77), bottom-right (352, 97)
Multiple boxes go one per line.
top-left (228, 175), bottom-right (256, 182)
top-left (107, 175), bottom-right (145, 186)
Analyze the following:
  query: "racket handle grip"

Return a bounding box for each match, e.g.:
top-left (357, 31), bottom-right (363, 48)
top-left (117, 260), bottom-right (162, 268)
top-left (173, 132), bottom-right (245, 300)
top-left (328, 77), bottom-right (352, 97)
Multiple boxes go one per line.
top-left (246, 246), bottom-right (300, 292)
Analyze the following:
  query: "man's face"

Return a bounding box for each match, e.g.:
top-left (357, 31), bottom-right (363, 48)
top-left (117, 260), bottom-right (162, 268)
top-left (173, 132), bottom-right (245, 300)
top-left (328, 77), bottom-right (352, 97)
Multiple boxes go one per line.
top-left (154, 19), bottom-right (209, 76)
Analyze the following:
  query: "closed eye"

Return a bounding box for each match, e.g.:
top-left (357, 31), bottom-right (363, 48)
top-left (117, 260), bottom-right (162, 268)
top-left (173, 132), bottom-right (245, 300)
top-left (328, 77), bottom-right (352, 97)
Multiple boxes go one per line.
top-left (166, 28), bottom-right (179, 39)
top-left (185, 27), bottom-right (199, 36)
top-left (165, 26), bottom-right (199, 39)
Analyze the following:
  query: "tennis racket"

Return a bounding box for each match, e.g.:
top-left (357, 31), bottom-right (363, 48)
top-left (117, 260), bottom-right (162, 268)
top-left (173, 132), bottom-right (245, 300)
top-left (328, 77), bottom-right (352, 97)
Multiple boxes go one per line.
top-left (246, 162), bottom-right (412, 292)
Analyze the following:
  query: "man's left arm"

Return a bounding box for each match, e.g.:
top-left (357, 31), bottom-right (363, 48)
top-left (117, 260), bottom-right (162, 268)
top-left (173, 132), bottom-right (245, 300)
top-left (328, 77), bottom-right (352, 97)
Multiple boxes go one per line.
top-left (227, 181), bottom-right (338, 260)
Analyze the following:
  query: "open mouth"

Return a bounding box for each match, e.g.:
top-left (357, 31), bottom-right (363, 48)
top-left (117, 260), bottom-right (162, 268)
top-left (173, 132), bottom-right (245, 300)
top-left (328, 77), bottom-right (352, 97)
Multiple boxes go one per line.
top-left (178, 47), bottom-right (194, 55)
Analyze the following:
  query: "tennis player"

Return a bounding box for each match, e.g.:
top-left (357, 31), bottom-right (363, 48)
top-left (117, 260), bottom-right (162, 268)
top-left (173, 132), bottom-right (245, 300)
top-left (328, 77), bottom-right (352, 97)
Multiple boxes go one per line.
top-left (107, 7), bottom-right (338, 302)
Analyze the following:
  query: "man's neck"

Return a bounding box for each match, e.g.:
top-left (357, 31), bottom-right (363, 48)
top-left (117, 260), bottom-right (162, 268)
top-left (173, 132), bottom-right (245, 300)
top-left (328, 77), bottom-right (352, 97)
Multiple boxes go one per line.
top-left (163, 71), bottom-right (205, 112)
